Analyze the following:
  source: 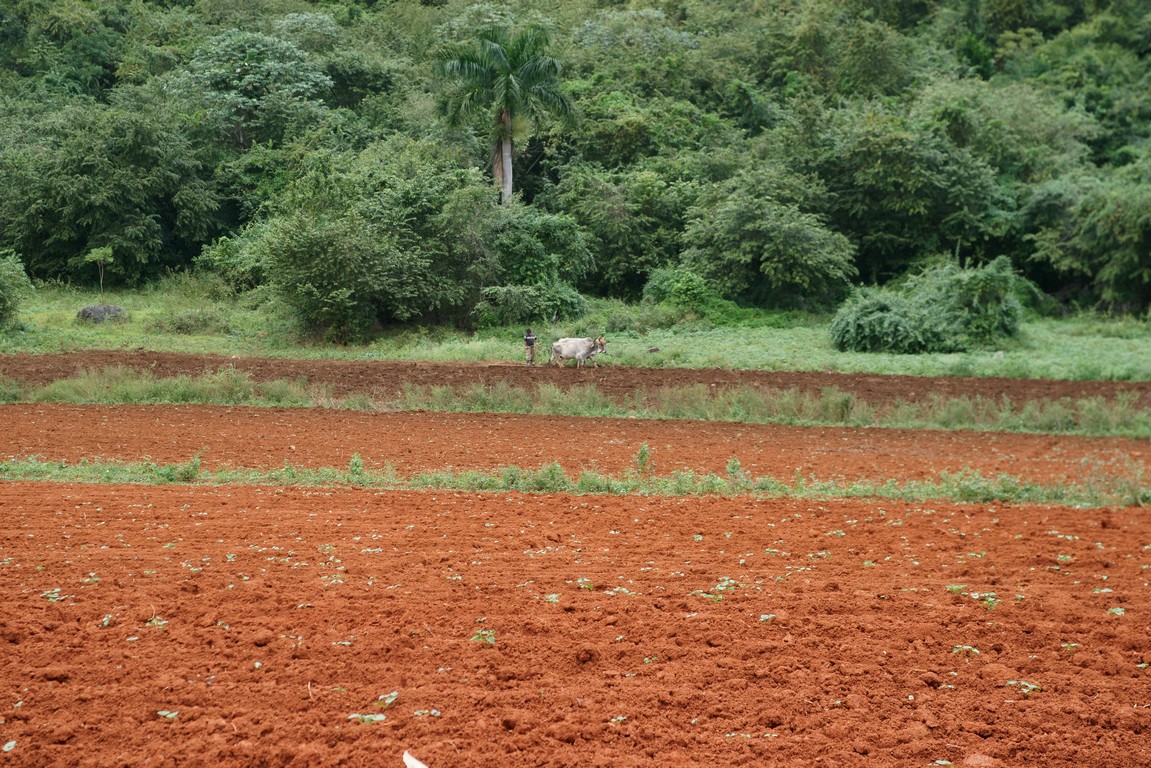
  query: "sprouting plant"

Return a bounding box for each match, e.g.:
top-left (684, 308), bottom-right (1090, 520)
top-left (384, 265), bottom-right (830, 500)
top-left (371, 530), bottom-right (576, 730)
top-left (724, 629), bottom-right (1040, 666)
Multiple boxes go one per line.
top-left (953, 645), bottom-right (980, 656)
top-left (348, 713), bottom-right (387, 724)
top-left (1004, 679), bottom-right (1041, 695)
top-left (146, 615), bottom-right (169, 630)
top-left (1108, 606), bottom-right (1126, 616)
top-left (41, 588), bottom-right (68, 602)
top-left (348, 453), bottom-right (365, 476)
top-left (576, 577), bottom-right (595, 591)
top-left (374, 691), bottom-right (399, 709)
top-left (726, 457), bottom-right (750, 488)
top-left (156, 710), bottom-right (179, 720)
top-left (691, 576), bottom-right (738, 601)
top-left (634, 443), bottom-right (653, 476)
top-left (471, 628), bottom-right (496, 646)
top-left (945, 584), bottom-right (966, 594)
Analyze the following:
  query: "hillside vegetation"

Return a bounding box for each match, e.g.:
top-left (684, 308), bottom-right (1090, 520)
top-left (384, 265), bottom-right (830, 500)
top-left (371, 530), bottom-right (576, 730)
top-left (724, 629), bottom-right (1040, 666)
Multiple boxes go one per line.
top-left (1, 0), bottom-right (1149, 341)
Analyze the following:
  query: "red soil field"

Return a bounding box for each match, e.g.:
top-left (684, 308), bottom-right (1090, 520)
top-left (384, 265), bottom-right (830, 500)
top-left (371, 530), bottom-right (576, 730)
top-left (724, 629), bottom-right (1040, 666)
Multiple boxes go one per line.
top-left (1, 353), bottom-right (1149, 767)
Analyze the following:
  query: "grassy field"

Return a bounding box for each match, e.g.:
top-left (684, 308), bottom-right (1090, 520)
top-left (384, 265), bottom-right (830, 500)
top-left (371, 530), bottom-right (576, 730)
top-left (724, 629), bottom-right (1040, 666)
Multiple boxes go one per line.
top-left (3, 274), bottom-right (1151, 381)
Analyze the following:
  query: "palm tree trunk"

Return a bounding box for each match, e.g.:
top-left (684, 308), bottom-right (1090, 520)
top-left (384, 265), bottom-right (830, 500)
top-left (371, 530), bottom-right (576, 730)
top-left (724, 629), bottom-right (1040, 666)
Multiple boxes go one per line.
top-left (499, 137), bottom-right (514, 203)
top-left (498, 109), bottom-right (514, 204)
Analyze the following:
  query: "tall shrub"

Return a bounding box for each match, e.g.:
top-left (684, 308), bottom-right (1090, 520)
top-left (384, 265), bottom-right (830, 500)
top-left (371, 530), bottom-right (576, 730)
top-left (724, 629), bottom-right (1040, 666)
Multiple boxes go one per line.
top-left (0, 250), bottom-right (34, 327)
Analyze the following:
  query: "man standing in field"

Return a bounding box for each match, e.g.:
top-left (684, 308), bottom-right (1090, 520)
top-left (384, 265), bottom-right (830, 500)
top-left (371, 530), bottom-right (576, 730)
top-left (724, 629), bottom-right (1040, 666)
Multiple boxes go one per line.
top-left (523, 328), bottom-right (537, 365)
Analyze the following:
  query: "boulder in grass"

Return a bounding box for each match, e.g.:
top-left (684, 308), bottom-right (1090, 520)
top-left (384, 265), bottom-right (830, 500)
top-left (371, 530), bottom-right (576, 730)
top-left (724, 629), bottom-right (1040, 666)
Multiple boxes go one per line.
top-left (77, 305), bottom-right (126, 323)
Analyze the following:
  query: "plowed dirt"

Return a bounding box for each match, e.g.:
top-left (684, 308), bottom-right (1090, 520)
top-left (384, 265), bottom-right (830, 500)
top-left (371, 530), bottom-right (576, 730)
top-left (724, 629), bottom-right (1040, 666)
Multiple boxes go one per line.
top-left (1, 352), bottom-right (1149, 768)
top-left (3, 350), bottom-right (1151, 407)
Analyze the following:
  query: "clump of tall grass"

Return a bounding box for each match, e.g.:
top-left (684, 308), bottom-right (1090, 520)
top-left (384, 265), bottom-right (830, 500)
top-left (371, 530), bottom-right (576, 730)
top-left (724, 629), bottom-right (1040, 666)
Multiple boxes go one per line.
top-left (3, 454), bottom-right (1146, 507)
top-left (145, 308), bottom-right (232, 335)
top-left (29, 365), bottom-right (262, 405)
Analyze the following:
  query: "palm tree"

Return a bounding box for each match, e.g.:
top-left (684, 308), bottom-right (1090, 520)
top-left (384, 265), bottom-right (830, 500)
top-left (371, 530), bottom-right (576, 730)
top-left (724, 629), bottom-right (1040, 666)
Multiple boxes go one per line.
top-left (437, 26), bottom-right (574, 203)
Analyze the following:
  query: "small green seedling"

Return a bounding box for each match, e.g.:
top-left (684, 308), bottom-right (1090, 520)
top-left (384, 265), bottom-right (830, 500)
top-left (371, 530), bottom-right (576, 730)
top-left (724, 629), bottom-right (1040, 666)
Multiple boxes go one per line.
top-left (953, 645), bottom-right (980, 656)
top-left (157, 710), bottom-right (179, 720)
top-left (348, 713), bottom-right (386, 724)
top-left (472, 628), bottom-right (496, 646)
top-left (1004, 680), bottom-right (1041, 696)
top-left (374, 691), bottom-right (399, 709)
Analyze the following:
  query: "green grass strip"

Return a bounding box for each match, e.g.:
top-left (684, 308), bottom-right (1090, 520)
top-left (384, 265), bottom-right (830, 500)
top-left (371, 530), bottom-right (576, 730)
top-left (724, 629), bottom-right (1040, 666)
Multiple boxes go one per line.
top-left (1, 454), bottom-right (1146, 508)
top-left (2, 366), bottom-right (1150, 438)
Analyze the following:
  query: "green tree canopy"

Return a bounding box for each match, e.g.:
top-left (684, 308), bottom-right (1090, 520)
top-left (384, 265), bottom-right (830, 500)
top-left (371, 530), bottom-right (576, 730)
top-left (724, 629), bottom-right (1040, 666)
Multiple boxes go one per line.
top-left (185, 29), bottom-right (333, 149)
top-left (683, 165), bottom-right (857, 309)
top-left (436, 24), bottom-right (574, 203)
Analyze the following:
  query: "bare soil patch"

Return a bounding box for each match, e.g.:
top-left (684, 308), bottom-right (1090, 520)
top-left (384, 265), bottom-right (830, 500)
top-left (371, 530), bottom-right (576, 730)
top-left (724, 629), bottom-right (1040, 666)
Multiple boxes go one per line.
top-left (1, 484), bottom-right (1148, 767)
top-left (1, 352), bottom-right (1149, 767)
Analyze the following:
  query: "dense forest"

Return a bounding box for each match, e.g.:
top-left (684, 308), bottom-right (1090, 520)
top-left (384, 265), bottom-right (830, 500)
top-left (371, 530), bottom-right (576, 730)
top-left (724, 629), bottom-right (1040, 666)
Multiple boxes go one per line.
top-left (1, 0), bottom-right (1149, 339)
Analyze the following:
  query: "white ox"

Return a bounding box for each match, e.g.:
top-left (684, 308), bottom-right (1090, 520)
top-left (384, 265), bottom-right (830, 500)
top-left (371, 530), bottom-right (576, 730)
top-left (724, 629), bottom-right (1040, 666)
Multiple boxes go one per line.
top-left (550, 336), bottom-right (606, 368)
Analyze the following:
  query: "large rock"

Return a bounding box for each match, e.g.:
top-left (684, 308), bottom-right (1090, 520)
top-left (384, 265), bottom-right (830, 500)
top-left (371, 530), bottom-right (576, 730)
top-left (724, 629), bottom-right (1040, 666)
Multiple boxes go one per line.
top-left (76, 305), bottom-right (126, 323)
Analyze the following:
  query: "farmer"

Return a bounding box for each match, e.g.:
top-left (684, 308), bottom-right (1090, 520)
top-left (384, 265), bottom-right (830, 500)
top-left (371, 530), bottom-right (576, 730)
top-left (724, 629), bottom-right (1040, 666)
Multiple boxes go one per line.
top-left (523, 328), bottom-right (538, 365)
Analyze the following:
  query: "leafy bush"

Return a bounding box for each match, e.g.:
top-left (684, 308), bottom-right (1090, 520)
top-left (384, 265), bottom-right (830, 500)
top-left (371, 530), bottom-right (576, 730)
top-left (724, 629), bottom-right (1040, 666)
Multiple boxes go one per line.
top-left (472, 282), bottom-right (587, 326)
top-left (830, 257), bottom-right (1026, 353)
top-left (0, 250), bottom-right (34, 327)
top-left (195, 235), bottom-right (266, 292)
top-left (642, 267), bottom-right (717, 308)
top-left (641, 267), bottom-right (767, 326)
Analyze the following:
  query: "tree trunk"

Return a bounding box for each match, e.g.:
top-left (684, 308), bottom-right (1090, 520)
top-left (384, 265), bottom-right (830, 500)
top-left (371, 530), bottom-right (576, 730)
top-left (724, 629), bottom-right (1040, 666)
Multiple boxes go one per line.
top-left (497, 109), bottom-right (514, 204)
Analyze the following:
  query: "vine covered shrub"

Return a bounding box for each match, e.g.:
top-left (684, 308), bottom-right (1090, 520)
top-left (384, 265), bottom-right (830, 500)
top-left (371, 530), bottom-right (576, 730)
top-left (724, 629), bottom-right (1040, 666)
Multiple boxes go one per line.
top-left (827, 288), bottom-right (929, 353)
top-left (830, 257), bottom-right (1026, 353)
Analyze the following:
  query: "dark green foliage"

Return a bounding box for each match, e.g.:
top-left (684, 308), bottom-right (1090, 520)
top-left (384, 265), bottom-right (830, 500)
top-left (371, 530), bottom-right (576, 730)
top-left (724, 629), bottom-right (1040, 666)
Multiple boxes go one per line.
top-left (2, 0), bottom-right (1150, 317)
top-left (0, 250), bottom-right (34, 327)
top-left (830, 257), bottom-right (1025, 353)
top-left (804, 105), bottom-right (1011, 283)
top-left (195, 234), bottom-right (265, 292)
top-left (0, 92), bottom-right (220, 284)
top-left (1029, 151), bottom-right (1151, 310)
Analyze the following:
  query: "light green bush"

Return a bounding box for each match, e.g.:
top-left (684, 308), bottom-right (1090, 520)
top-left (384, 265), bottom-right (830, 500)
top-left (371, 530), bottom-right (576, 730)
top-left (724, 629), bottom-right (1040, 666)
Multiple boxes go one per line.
top-left (830, 257), bottom-right (1026, 353)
